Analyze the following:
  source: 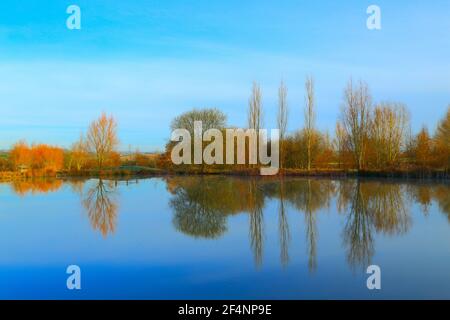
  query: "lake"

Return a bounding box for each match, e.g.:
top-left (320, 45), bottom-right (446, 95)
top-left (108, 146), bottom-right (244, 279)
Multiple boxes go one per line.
top-left (1, 176), bottom-right (450, 299)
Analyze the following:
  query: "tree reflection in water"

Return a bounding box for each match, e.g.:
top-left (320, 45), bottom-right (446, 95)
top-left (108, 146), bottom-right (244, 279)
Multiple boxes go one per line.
top-left (169, 178), bottom-right (228, 239)
top-left (339, 180), bottom-right (412, 270)
top-left (302, 180), bottom-right (333, 272)
top-left (248, 179), bottom-right (265, 267)
top-left (166, 177), bottom-right (432, 271)
top-left (10, 179), bottom-right (63, 196)
top-left (82, 179), bottom-right (118, 237)
top-left (273, 179), bottom-right (335, 272)
top-left (278, 178), bottom-right (290, 267)
top-left (341, 180), bottom-right (375, 271)
top-left (433, 184), bottom-right (450, 222)
top-left (67, 179), bottom-right (86, 196)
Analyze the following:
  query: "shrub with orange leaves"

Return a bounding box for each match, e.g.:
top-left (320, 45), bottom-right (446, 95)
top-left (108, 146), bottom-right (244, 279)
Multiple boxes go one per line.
top-left (9, 141), bottom-right (64, 176)
top-left (31, 144), bottom-right (64, 175)
top-left (107, 151), bottom-right (121, 167)
top-left (9, 141), bottom-right (32, 170)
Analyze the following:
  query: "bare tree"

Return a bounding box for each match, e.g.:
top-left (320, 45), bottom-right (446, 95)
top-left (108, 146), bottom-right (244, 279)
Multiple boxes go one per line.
top-left (87, 112), bottom-right (119, 170)
top-left (247, 82), bottom-right (263, 168)
top-left (277, 80), bottom-right (288, 169)
top-left (248, 82), bottom-right (263, 131)
top-left (304, 76), bottom-right (315, 171)
top-left (340, 79), bottom-right (372, 171)
top-left (371, 102), bottom-right (409, 168)
top-left (335, 122), bottom-right (347, 169)
top-left (69, 134), bottom-right (89, 171)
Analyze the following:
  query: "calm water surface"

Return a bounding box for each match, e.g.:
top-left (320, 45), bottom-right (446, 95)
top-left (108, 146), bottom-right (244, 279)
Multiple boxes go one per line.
top-left (1, 176), bottom-right (450, 299)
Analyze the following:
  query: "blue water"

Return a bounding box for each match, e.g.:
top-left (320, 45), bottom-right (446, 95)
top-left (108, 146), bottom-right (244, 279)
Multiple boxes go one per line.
top-left (1, 177), bottom-right (449, 299)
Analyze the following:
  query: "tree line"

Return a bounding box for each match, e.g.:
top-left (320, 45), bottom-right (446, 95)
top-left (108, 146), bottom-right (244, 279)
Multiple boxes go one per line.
top-left (0, 113), bottom-right (124, 177)
top-left (275, 78), bottom-right (449, 172)
top-left (161, 78), bottom-right (450, 175)
top-left (1, 77), bottom-right (450, 177)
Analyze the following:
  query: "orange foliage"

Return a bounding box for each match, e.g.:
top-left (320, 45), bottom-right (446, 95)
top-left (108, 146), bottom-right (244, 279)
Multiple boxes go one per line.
top-left (9, 141), bottom-right (64, 176)
top-left (31, 144), bottom-right (64, 173)
top-left (10, 141), bottom-right (32, 169)
top-left (433, 139), bottom-right (450, 169)
top-left (107, 151), bottom-right (121, 167)
top-left (11, 179), bottom-right (63, 196)
top-left (315, 148), bottom-right (335, 169)
top-left (414, 128), bottom-right (432, 168)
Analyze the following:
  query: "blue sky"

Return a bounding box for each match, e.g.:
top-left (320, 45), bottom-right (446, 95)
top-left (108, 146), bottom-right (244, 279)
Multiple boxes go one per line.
top-left (0, 0), bottom-right (449, 151)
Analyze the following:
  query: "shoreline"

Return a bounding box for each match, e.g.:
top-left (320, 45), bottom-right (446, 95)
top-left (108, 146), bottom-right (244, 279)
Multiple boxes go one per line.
top-left (1, 168), bottom-right (450, 183)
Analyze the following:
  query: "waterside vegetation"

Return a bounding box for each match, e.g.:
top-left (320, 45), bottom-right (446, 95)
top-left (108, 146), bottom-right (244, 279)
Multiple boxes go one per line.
top-left (1, 78), bottom-right (450, 181)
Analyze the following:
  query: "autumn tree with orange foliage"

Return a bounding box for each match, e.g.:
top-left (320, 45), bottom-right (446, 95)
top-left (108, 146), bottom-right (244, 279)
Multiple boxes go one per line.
top-left (31, 144), bottom-right (64, 174)
top-left (9, 141), bottom-right (32, 170)
top-left (435, 106), bottom-right (450, 169)
top-left (87, 113), bottom-right (119, 170)
top-left (413, 127), bottom-right (432, 169)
